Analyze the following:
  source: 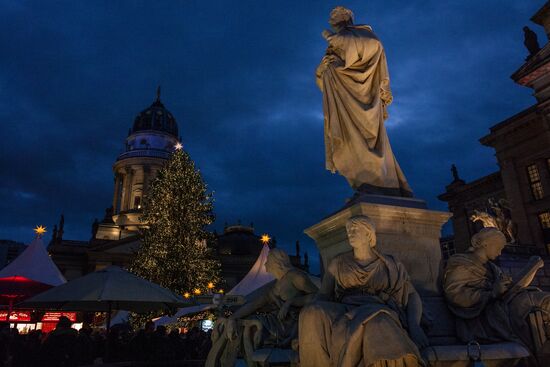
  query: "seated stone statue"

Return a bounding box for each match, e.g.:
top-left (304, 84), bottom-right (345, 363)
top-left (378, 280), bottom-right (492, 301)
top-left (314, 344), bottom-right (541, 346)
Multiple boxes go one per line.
top-left (206, 248), bottom-right (318, 367)
top-left (299, 215), bottom-right (429, 367)
top-left (443, 227), bottom-right (550, 356)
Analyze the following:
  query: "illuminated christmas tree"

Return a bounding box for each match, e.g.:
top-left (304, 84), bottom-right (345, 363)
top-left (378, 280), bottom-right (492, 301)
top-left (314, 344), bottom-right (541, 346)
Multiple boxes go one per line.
top-left (130, 145), bottom-right (220, 298)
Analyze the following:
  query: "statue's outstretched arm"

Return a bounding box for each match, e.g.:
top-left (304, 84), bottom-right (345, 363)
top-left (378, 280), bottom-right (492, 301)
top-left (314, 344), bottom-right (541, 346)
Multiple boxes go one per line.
top-left (230, 284), bottom-right (272, 320)
top-left (288, 272), bottom-right (319, 306)
top-left (510, 256), bottom-right (544, 290)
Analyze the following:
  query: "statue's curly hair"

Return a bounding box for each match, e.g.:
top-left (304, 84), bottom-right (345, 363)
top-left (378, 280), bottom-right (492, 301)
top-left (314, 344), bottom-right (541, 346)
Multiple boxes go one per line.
top-left (329, 6), bottom-right (354, 25)
top-left (470, 227), bottom-right (506, 250)
top-left (346, 215), bottom-right (376, 247)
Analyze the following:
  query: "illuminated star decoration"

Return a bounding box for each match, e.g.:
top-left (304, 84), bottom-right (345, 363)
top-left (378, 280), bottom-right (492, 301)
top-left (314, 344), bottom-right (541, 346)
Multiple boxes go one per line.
top-left (260, 234), bottom-right (271, 245)
top-left (34, 225), bottom-right (47, 238)
top-left (174, 142), bottom-right (183, 150)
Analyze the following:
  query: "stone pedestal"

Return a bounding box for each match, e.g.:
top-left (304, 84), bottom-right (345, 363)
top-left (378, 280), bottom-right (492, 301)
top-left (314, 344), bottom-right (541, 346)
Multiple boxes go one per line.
top-left (304, 195), bottom-right (451, 295)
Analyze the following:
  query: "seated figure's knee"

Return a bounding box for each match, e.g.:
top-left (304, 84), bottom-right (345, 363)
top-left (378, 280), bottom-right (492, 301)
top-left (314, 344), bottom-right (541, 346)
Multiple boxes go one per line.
top-left (300, 301), bottom-right (344, 326)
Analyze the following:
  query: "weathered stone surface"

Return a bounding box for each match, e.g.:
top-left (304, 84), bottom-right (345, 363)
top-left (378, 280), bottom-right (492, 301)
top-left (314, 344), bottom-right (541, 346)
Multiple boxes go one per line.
top-left (305, 196), bottom-right (451, 295)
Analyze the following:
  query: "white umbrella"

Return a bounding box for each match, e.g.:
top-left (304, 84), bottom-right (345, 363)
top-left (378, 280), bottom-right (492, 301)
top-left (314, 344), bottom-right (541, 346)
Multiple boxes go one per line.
top-left (20, 266), bottom-right (191, 328)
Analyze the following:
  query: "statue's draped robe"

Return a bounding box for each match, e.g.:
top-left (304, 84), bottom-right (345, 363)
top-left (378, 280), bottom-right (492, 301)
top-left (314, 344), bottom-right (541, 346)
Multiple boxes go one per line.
top-left (443, 253), bottom-right (550, 352)
top-left (299, 252), bottom-right (423, 367)
top-left (317, 25), bottom-right (411, 195)
top-left (206, 269), bottom-right (313, 367)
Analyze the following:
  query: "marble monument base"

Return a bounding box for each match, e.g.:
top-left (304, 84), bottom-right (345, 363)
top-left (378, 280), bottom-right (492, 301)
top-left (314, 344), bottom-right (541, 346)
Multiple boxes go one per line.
top-left (305, 194), bottom-right (451, 296)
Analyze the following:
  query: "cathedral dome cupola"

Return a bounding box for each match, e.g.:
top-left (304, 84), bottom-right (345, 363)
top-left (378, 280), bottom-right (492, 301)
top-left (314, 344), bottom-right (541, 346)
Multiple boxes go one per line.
top-left (131, 86), bottom-right (179, 137)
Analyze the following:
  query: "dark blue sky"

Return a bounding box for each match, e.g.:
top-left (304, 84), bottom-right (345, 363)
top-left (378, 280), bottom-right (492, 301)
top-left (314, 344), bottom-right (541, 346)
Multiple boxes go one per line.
top-left (0, 1), bottom-right (543, 273)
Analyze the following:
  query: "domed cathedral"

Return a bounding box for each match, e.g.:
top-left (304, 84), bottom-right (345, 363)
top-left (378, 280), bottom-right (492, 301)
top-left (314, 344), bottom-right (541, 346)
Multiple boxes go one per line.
top-left (49, 88), bottom-right (182, 279)
top-left (95, 87), bottom-right (180, 240)
top-left (48, 89), bottom-right (309, 282)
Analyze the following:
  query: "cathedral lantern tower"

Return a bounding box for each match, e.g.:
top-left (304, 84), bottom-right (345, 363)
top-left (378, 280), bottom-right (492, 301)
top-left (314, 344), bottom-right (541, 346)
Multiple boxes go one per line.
top-left (95, 88), bottom-right (179, 240)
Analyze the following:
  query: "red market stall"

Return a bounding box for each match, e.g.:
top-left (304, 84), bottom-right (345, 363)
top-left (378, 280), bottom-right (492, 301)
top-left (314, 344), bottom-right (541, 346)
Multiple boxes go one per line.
top-left (40, 311), bottom-right (78, 333)
top-left (0, 230), bottom-right (66, 331)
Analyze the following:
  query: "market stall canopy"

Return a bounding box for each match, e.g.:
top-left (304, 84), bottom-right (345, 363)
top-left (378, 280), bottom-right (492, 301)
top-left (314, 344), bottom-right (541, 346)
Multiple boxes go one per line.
top-left (154, 243), bottom-right (274, 326)
top-left (227, 243), bottom-right (275, 296)
top-left (0, 276), bottom-right (53, 300)
top-left (0, 237), bottom-right (66, 287)
top-left (20, 266), bottom-right (190, 313)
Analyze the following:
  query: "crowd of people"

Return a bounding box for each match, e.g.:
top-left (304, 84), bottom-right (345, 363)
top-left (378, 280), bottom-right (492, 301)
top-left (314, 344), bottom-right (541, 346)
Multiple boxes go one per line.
top-left (0, 318), bottom-right (212, 367)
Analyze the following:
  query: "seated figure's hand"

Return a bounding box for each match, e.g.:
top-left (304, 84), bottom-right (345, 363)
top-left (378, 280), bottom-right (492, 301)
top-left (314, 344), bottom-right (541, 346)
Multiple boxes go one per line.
top-left (409, 325), bottom-right (429, 349)
top-left (529, 255), bottom-right (544, 270)
top-left (492, 277), bottom-right (511, 298)
top-left (225, 318), bottom-right (238, 341)
top-left (277, 301), bottom-right (291, 321)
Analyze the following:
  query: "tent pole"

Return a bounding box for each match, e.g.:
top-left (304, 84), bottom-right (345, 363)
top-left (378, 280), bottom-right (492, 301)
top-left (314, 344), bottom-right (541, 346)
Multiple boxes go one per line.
top-left (7, 298), bottom-right (13, 324)
top-left (106, 301), bottom-right (112, 332)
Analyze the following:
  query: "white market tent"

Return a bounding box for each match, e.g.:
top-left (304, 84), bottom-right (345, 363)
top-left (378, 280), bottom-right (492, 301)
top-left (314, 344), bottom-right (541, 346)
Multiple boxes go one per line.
top-left (0, 237), bottom-right (66, 286)
top-left (154, 243), bottom-right (275, 326)
top-left (226, 243), bottom-right (275, 296)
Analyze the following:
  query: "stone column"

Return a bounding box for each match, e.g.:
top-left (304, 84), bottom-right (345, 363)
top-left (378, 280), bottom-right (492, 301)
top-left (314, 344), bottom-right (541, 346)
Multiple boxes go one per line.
top-left (122, 167), bottom-right (134, 212)
top-left (142, 165), bottom-right (151, 198)
top-left (500, 159), bottom-right (534, 246)
top-left (112, 173), bottom-right (122, 214)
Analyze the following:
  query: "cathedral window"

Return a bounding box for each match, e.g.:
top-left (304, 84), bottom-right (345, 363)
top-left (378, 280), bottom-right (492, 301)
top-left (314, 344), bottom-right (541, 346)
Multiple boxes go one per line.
top-left (133, 196), bottom-right (141, 209)
top-left (527, 164), bottom-right (544, 200)
top-left (539, 212), bottom-right (550, 229)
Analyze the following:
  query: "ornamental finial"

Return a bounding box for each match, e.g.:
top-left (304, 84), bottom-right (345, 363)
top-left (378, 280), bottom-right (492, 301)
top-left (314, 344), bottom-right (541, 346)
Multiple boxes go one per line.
top-left (34, 225), bottom-right (47, 238)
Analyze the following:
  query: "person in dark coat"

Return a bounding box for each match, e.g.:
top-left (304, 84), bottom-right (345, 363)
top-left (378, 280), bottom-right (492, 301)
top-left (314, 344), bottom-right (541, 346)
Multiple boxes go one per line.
top-left (75, 326), bottom-right (94, 366)
top-left (151, 325), bottom-right (175, 361)
top-left (40, 316), bottom-right (78, 367)
top-left (130, 321), bottom-right (155, 361)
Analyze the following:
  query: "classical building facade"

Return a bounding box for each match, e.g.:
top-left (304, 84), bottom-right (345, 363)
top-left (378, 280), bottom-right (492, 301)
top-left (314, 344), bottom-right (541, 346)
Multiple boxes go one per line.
top-left (0, 240), bottom-right (26, 269)
top-left (440, 2), bottom-right (550, 257)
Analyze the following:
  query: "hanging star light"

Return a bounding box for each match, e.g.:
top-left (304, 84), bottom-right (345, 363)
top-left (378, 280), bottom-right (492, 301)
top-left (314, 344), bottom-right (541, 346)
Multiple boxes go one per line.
top-left (34, 225), bottom-right (47, 238)
top-left (174, 142), bottom-right (183, 150)
top-left (207, 282), bottom-right (215, 289)
top-left (183, 292), bottom-right (191, 299)
top-left (193, 288), bottom-right (202, 295)
top-left (260, 234), bottom-right (271, 245)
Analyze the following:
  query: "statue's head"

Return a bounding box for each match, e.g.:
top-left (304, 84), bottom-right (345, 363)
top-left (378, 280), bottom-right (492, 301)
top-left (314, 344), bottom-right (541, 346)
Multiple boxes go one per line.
top-left (265, 248), bottom-right (292, 279)
top-left (346, 215), bottom-right (376, 249)
top-left (329, 6), bottom-right (354, 31)
top-left (470, 227), bottom-right (506, 260)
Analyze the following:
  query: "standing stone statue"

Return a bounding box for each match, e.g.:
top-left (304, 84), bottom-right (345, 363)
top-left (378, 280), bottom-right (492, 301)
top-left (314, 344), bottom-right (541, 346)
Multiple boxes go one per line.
top-left (206, 248), bottom-right (318, 367)
top-left (299, 215), bottom-right (428, 367)
top-left (317, 6), bottom-right (412, 197)
top-left (523, 26), bottom-right (541, 58)
top-left (443, 228), bottom-right (550, 357)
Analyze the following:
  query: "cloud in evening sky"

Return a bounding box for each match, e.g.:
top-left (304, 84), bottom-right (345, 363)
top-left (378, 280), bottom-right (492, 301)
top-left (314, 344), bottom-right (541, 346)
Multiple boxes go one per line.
top-left (0, 1), bottom-right (542, 273)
